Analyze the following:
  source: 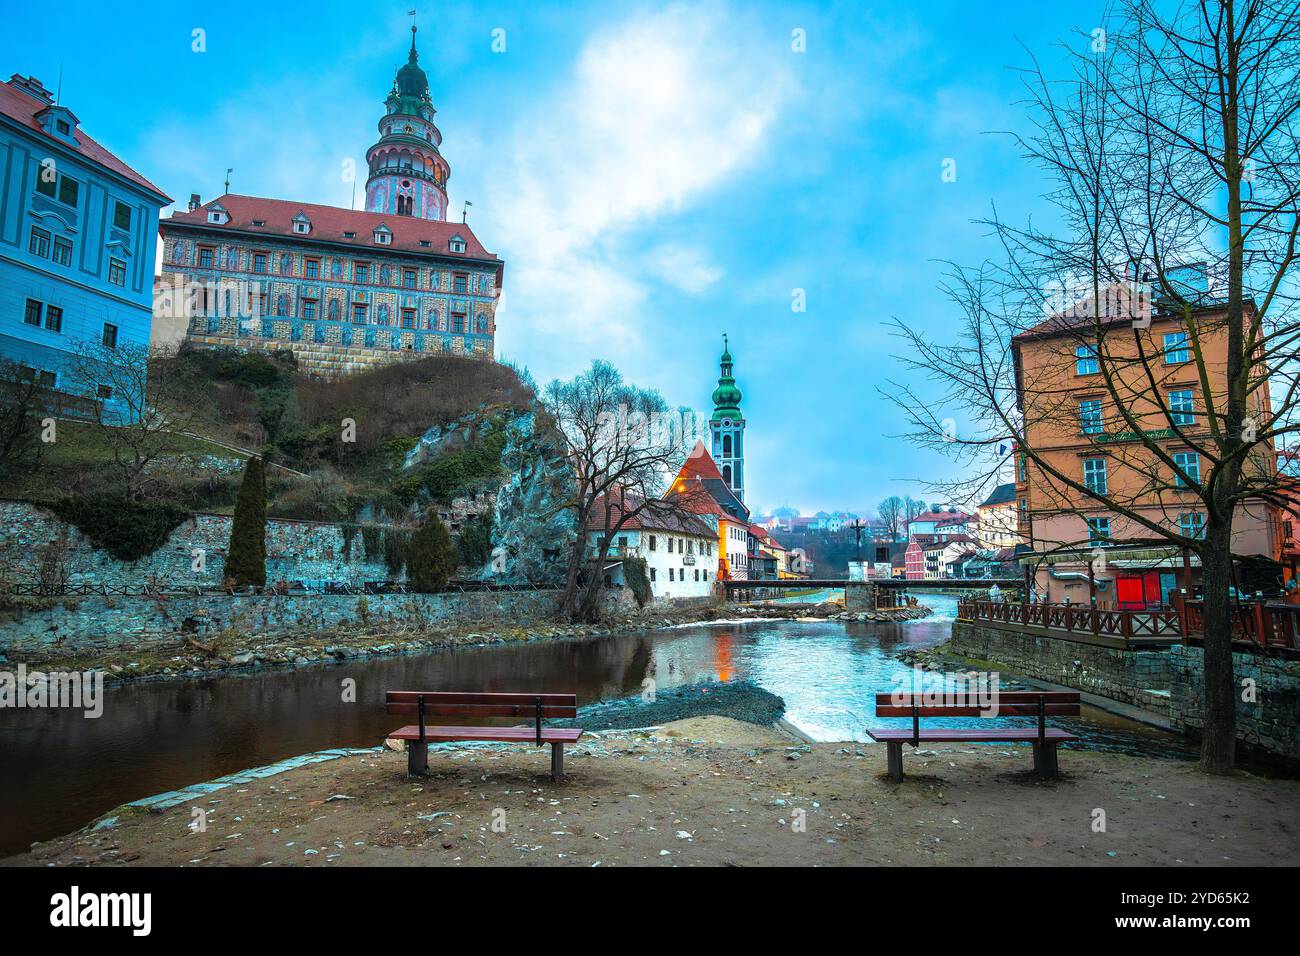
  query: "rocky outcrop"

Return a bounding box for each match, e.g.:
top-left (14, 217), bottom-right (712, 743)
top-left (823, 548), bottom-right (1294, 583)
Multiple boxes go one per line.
top-left (483, 406), bottom-right (577, 584)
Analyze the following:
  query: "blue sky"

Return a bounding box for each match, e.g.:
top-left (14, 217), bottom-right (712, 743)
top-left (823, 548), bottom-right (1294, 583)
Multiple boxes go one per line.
top-left (2, 0), bottom-right (1110, 516)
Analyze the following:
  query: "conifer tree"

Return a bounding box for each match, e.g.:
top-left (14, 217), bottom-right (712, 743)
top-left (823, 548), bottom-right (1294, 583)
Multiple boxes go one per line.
top-left (225, 456), bottom-right (267, 587)
top-left (407, 513), bottom-right (456, 592)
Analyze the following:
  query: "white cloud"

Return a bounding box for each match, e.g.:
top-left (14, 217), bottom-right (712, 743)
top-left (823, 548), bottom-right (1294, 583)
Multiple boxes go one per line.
top-left (478, 3), bottom-right (795, 373)
top-left (644, 243), bottom-right (723, 294)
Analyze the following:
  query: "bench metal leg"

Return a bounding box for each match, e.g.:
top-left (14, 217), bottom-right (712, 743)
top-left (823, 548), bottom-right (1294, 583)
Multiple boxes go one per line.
top-left (886, 742), bottom-right (903, 782)
top-left (407, 741), bottom-right (428, 776)
top-left (1032, 742), bottom-right (1059, 780)
top-left (550, 743), bottom-right (564, 782)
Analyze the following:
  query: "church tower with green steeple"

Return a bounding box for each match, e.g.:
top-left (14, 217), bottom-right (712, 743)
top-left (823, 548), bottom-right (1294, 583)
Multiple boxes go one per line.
top-left (710, 335), bottom-right (745, 503)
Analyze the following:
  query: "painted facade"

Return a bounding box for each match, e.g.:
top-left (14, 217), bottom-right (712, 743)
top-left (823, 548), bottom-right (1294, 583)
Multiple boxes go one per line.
top-left (0, 74), bottom-right (169, 420)
top-left (158, 30), bottom-right (502, 377)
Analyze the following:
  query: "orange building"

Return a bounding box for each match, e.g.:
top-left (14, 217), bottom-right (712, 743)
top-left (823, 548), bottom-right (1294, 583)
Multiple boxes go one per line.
top-left (1011, 278), bottom-right (1281, 608)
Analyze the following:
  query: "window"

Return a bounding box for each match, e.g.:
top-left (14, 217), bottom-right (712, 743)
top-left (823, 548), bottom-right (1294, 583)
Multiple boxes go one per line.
top-left (355, 263), bottom-right (370, 283)
top-left (52, 236), bottom-right (72, 266)
top-left (1075, 343), bottom-right (1099, 375)
top-left (44, 305), bottom-right (62, 333)
top-left (401, 308), bottom-right (416, 329)
top-left (353, 304), bottom-right (368, 324)
top-left (108, 258), bottom-right (126, 286)
top-left (374, 230), bottom-right (391, 245)
top-left (302, 299), bottom-right (317, 319)
top-left (24, 298), bottom-right (42, 326)
top-left (1083, 457), bottom-right (1108, 495)
top-left (253, 253), bottom-right (268, 274)
top-left (1019, 498), bottom-right (1028, 528)
top-left (669, 568), bottom-right (674, 582)
top-left (453, 272), bottom-right (469, 294)
top-left (650, 568), bottom-right (657, 582)
top-left (96, 384), bottom-right (113, 400)
top-left (1173, 451), bottom-right (1200, 488)
top-left (1079, 399), bottom-right (1103, 435)
top-left (112, 201), bottom-right (131, 231)
top-left (102, 323), bottom-right (118, 349)
top-left (304, 258), bottom-right (320, 279)
top-left (667, 538), bottom-right (674, 553)
top-left (1018, 455), bottom-right (1028, 483)
top-left (1169, 389), bottom-right (1195, 425)
top-left (1087, 517), bottom-right (1111, 547)
top-left (57, 175), bottom-right (79, 207)
top-left (449, 237), bottom-right (466, 253)
top-left (252, 220), bottom-right (267, 228)
top-left (1179, 512), bottom-right (1206, 539)
top-left (198, 246), bottom-right (215, 268)
top-left (36, 174), bottom-right (55, 198)
top-left (452, 311), bottom-right (466, 333)
top-left (29, 227), bottom-right (50, 257)
top-left (1164, 331), bottom-right (1190, 364)
top-left (403, 269), bottom-right (417, 289)
top-left (649, 535), bottom-right (657, 552)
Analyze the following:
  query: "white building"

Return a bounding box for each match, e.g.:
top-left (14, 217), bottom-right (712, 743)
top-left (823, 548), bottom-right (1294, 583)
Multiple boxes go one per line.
top-left (586, 494), bottom-right (718, 600)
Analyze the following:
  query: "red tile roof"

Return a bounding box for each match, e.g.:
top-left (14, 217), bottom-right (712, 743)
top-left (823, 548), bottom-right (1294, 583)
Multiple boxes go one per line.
top-left (678, 440), bottom-right (724, 481)
top-left (0, 77), bottom-right (169, 200)
top-left (165, 194), bottom-right (500, 262)
top-left (587, 490), bottom-right (715, 538)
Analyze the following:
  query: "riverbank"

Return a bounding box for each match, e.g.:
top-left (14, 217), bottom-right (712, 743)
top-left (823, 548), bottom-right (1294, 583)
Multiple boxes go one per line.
top-left (0, 596), bottom-right (930, 686)
top-left (8, 714), bottom-right (1296, 867)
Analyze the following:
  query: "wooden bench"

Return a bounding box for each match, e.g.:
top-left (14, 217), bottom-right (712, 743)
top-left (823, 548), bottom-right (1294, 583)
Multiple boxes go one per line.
top-left (865, 690), bottom-right (1081, 781)
top-left (385, 691), bottom-right (583, 781)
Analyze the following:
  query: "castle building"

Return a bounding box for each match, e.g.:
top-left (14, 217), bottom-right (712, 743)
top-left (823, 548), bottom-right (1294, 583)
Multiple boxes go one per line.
top-left (0, 73), bottom-right (170, 421)
top-left (710, 335), bottom-right (745, 501)
top-left (158, 27), bottom-right (502, 377)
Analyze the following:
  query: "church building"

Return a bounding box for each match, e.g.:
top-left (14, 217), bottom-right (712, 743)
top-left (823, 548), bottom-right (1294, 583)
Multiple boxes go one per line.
top-left (157, 27), bottom-right (502, 377)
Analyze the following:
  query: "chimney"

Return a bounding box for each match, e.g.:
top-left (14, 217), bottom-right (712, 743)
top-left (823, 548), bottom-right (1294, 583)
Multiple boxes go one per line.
top-left (8, 74), bottom-right (54, 104)
top-left (188, 193), bottom-right (201, 212)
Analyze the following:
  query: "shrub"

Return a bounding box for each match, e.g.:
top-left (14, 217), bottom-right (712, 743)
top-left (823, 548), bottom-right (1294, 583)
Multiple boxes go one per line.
top-left (225, 456), bottom-right (267, 586)
top-left (45, 496), bottom-right (190, 562)
top-left (457, 512), bottom-right (494, 569)
top-left (407, 516), bottom-right (456, 593)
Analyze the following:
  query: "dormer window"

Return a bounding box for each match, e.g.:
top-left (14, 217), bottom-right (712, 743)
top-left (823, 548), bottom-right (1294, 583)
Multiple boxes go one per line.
top-left (36, 105), bottom-right (80, 146)
top-left (343, 230), bottom-right (356, 239)
top-left (373, 225), bottom-right (392, 245)
top-left (292, 213), bottom-right (311, 235)
top-left (448, 234), bottom-right (467, 253)
top-left (205, 202), bottom-right (229, 225)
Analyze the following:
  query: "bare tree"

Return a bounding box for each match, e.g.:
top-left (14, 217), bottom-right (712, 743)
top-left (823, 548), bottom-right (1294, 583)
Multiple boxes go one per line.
top-left (62, 341), bottom-right (203, 499)
top-left (886, 0), bottom-right (1300, 773)
top-left (543, 360), bottom-right (703, 623)
top-left (0, 359), bottom-right (47, 482)
top-left (878, 495), bottom-right (905, 541)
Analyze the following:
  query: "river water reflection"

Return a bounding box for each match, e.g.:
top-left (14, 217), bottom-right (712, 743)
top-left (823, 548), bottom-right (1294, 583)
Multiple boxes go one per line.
top-left (0, 594), bottom-right (1186, 856)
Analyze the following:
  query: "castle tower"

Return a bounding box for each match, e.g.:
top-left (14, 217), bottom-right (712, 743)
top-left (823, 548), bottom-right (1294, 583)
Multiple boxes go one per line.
top-left (710, 335), bottom-right (745, 502)
top-left (364, 26), bottom-right (450, 221)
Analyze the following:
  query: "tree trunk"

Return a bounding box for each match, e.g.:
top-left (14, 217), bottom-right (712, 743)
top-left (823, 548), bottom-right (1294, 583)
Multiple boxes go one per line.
top-left (1196, 525), bottom-right (1237, 774)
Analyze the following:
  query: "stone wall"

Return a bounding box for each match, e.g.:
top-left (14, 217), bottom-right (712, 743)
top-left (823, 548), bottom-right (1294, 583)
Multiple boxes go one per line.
top-left (1169, 644), bottom-right (1300, 762)
top-left (1, 588), bottom-right (563, 655)
top-left (950, 621), bottom-right (1173, 714)
top-left (0, 500), bottom-right (401, 590)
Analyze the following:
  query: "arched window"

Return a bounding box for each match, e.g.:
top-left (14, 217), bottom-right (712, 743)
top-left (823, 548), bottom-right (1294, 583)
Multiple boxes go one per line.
top-left (722, 464), bottom-right (732, 485)
top-left (722, 435), bottom-right (732, 457)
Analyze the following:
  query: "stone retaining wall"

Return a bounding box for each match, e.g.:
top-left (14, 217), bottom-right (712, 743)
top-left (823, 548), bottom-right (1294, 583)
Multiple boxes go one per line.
top-left (950, 621), bottom-right (1173, 715)
top-left (1169, 644), bottom-right (1300, 762)
top-left (1, 588), bottom-right (565, 655)
top-left (0, 500), bottom-right (398, 590)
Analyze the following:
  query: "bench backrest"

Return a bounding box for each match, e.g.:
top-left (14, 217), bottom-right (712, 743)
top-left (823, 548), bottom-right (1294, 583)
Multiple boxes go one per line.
top-left (874, 691), bottom-right (1081, 718)
top-left (386, 691), bottom-right (578, 720)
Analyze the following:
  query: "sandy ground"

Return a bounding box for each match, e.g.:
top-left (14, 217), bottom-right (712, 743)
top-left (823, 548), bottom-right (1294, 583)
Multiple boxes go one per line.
top-left (7, 717), bottom-right (1298, 867)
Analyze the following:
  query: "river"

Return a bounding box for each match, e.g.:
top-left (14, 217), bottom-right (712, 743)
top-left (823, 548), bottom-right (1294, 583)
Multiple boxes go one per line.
top-left (0, 593), bottom-right (1188, 856)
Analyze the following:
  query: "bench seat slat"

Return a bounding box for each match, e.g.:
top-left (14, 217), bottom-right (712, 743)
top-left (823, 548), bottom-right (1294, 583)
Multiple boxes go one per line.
top-left (387, 703), bottom-right (578, 718)
top-left (865, 727), bottom-right (1079, 743)
top-left (875, 704), bottom-right (1080, 718)
top-left (875, 691), bottom-right (1080, 705)
top-left (387, 724), bottom-right (584, 744)
top-left (387, 691), bottom-right (577, 706)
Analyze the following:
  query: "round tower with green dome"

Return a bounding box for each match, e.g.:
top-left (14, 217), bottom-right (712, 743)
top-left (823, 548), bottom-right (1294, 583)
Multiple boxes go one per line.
top-left (710, 334), bottom-right (745, 502)
top-left (364, 25), bottom-right (450, 221)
